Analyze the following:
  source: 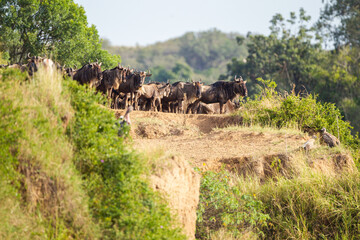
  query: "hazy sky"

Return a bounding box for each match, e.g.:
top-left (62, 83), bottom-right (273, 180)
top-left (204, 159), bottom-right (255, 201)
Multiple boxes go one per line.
top-left (74, 0), bottom-right (325, 47)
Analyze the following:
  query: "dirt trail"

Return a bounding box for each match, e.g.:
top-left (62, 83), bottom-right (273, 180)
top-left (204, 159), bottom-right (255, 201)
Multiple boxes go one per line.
top-left (115, 110), bottom-right (307, 171)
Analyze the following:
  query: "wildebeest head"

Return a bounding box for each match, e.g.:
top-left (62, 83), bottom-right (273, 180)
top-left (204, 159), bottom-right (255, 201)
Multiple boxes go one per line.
top-left (161, 83), bottom-right (171, 97)
top-left (134, 71), bottom-right (152, 89)
top-left (65, 67), bottom-right (75, 77)
top-left (108, 65), bottom-right (124, 90)
top-left (234, 76), bottom-right (247, 97)
top-left (90, 62), bottom-right (103, 87)
top-left (27, 54), bottom-right (42, 76)
top-left (27, 54), bottom-right (55, 76)
top-left (117, 65), bottom-right (127, 83)
top-left (194, 81), bottom-right (203, 98)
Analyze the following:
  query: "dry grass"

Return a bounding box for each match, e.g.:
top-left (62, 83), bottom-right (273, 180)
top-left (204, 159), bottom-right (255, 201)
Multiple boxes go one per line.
top-left (0, 67), bottom-right (98, 239)
top-left (209, 228), bottom-right (258, 240)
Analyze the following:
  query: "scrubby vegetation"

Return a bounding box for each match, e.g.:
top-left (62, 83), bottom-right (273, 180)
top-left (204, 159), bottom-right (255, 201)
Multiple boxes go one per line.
top-left (196, 78), bottom-right (360, 239)
top-left (66, 79), bottom-right (185, 239)
top-left (0, 68), bottom-right (97, 239)
top-left (0, 67), bottom-right (185, 239)
top-left (198, 152), bottom-right (360, 239)
top-left (196, 169), bottom-right (270, 239)
top-left (237, 78), bottom-right (359, 151)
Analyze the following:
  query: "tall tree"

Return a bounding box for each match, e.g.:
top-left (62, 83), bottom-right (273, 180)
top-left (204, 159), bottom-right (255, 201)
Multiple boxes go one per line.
top-left (224, 9), bottom-right (322, 95)
top-left (317, 0), bottom-right (360, 48)
top-left (0, 0), bottom-right (120, 68)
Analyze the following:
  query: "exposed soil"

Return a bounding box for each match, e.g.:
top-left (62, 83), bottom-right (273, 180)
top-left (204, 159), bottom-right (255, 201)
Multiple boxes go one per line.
top-left (114, 110), bottom-right (306, 171)
top-left (113, 110), bottom-right (355, 178)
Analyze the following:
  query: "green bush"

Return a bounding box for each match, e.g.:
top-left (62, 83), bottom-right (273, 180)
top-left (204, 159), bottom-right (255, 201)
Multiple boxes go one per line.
top-left (0, 68), bottom-right (98, 239)
top-left (236, 78), bottom-right (359, 158)
top-left (65, 79), bottom-right (186, 239)
top-left (196, 169), bottom-right (270, 239)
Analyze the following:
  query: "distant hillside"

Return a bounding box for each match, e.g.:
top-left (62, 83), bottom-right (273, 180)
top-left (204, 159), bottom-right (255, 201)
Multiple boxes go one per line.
top-left (102, 29), bottom-right (248, 84)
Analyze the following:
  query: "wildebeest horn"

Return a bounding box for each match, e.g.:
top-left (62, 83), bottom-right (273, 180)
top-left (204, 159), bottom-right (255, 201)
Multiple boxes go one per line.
top-left (27, 53), bottom-right (31, 58)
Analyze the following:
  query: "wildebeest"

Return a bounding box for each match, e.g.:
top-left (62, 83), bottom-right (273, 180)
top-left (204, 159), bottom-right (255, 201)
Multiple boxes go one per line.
top-left (118, 70), bottom-right (152, 107)
top-left (136, 82), bottom-right (171, 111)
top-left (27, 54), bottom-right (55, 76)
top-left (64, 67), bottom-right (77, 78)
top-left (162, 81), bottom-right (202, 113)
top-left (73, 62), bottom-right (103, 88)
top-left (194, 76), bottom-right (247, 114)
top-left (97, 64), bottom-right (127, 101)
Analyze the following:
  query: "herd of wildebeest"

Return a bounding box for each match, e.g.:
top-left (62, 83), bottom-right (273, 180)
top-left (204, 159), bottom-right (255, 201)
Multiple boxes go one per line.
top-left (1, 55), bottom-right (248, 114)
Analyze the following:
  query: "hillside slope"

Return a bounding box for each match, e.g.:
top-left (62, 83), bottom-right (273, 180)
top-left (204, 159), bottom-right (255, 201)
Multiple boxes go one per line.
top-left (116, 109), bottom-right (357, 239)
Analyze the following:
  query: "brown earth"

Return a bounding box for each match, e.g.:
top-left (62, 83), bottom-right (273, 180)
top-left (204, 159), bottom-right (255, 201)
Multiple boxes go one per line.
top-left (116, 110), bottom-right (308, 172)
top-left (114, 110), bottom-right (354, 239)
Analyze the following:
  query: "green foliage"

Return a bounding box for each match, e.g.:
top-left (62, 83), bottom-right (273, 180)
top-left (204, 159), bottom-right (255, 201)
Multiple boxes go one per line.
top-left (0, 68), bottom-right (99, 239)
top-left (317, 0), bottom-right (360, 47)
top-left (65, 80), bottom-right (186, 239)
top-left (258, 172), bottom-right (360, 239)
top-left (179, 29), bottom-right (248, 71)
top-left (150, 65), bottom-right (177, 83)
top-left (225, 6), bottom-right (360, 135)
top-left (172, 62), bottom-right (193, 80)
top-left (196, 169), bottom-right (270, 239)
top-left (225, 9), bottom-right (322, 95)
top-left (236, 78), bottom-right (359, 154)
top-left (0, 0), bottom-right (120, 68)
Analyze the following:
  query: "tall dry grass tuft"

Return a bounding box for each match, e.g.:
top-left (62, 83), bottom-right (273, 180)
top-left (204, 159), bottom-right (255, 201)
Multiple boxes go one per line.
top-left (0, 67), bottom-right (98, 239)
top-left (226, 145), bottom-right (359, 239)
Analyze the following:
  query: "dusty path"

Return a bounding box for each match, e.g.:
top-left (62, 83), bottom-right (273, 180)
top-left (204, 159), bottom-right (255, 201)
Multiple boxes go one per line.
top-left (115, 110), bottom-right (307, 171)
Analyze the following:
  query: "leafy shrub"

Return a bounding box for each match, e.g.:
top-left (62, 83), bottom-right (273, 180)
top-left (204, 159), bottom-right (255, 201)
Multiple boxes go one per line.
top-left (196, 169), bottom-right (270, 239)
top-left (65, 79), bottom-right (186, 239)
top-left (236, 78), bottom-right (359, 158)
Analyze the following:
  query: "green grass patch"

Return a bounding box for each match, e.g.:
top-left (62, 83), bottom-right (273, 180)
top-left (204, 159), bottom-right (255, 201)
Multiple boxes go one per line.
top-left (65, 79), bottom-right (186, 239)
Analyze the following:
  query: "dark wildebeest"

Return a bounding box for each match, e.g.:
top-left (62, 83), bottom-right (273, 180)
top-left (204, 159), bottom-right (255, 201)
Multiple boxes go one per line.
top-left (97, 65), bottom-right (127, 101)
top-left (118, 70), bottom-right (151, 108)
top-left (162, 81), bottom-right (202, 113)
top-left (136, 82), bottom-right (171, 111)
top-left (194, 76), bottom-right (247, 114)
top-left (73, 62), bottom-right (103, 88)
top-left (64, 67), bottom-right (77, 78)
top-left (27, 54), bottom-right (55, 76)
